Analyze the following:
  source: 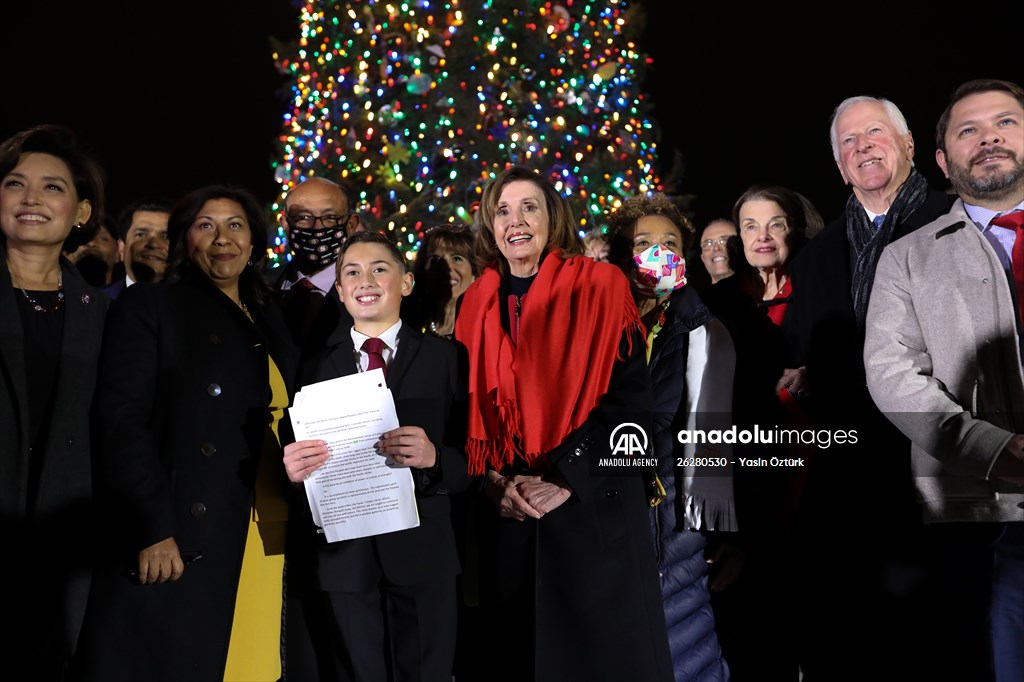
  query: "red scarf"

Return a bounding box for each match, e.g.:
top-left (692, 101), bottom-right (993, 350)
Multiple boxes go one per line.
top-left (455, 250), bottom-right (643, 475)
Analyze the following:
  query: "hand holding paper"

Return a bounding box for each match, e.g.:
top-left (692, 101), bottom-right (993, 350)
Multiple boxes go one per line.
top-left (375, 426), bottom-right (437, 469)
top-left (288, 368), bottom-right (420, 543)
top-left (283, 439), bottom-right (329, 483)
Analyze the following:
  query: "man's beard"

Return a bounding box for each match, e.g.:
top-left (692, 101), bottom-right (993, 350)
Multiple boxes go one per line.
top-left (947, 146), bottom-right (1024, 200)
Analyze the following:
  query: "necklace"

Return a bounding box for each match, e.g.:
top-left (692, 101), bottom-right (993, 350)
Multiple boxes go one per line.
top-left (429, 320), bottom-right (453, 338)
top-left (240, 301), bottom-right (254, 322)
top-left (11, 270), bottom-right (64, 314)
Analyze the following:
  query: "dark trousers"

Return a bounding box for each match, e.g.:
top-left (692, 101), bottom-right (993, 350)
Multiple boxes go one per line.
top-left (931, 521), bottom-right (1024, 682)
top-left (792, 436), bottom-right (944, 682)
top-left (711, 550), bottom-right (800, 681)
top-left (283, 555), bottom-right (336, 682)
top-left (324, 578), bottom-right (457, 682)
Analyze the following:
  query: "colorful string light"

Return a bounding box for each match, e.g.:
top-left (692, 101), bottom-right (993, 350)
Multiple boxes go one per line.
top-left (269, 0), bottom-right (661, 263)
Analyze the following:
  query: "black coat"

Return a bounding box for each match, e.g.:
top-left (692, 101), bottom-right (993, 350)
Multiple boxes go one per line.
top-left (0, 250), bottom-right (108, 668)
top-left (475, 328), bottom-right (674, 682)
top-left (783, 188), bottom-right (955, 511)
top-left (784, 186), bottom-right (956, 423)
top-left (75, 273), bottom-right (298, 682)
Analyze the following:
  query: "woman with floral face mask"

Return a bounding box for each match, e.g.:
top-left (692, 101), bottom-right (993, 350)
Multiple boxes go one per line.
top-left (606, 192), bottom-right (734, 682)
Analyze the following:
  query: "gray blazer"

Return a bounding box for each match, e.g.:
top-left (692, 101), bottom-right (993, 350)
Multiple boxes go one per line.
top-left (864, 199), bottom-right (1024, 523)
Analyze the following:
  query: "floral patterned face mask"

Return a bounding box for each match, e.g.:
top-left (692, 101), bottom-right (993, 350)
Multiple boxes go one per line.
top-left (631, 243), bottom-right (687, 298)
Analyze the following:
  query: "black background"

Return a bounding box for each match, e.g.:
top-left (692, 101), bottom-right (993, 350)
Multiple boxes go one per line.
top-left (2, 1), bottom-right (1018, 229)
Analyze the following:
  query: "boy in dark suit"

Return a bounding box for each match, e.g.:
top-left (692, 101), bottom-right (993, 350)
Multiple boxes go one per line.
top-left (284, 231), bottom-right (468, 682)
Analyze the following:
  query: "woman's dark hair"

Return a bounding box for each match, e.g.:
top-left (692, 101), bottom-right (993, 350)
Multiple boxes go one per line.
top-left (166, 185), bottom-right (274, 305)
top-left (605, 191), bottom-right (695, 276)
top-left (475, 165), bottom-right (583, 275)
top-left (406, 224), bottom-right (477, 330)
top-left (0, 123), bottom-right (106, 242)
top-left (414, 224), bottom-right (478, 281)
top-left (731, 184), bottom-right (813, 261)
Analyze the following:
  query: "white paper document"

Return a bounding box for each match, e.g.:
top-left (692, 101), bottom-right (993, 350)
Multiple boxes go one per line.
top-left (289, 369), bottom-right (419, 542)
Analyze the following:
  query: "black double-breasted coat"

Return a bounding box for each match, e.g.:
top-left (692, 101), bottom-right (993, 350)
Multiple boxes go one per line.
top-left (75, 273), bottom-right (298, 681)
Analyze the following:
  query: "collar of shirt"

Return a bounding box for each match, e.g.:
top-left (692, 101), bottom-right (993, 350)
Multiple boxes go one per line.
top-left (284, 263), bottom-right (337, 295)
top-left (351, 319), bottom-right (402, 372)
top-left (864, 207), bottom-right (885, 225)
top-left (125, 273), bottom-right (136, 288)
top-left (965, 200), bottom-right (1024, 232)
top-left (964, 200), bottom-right (1024, 270)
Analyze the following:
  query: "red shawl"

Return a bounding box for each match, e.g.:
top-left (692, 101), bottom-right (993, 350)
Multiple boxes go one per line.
top-left (455, 250), bottom-right (643, 475)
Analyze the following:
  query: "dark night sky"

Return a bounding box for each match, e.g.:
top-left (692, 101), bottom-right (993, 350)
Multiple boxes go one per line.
top-left (2, 1), bottom-right (1018, 229)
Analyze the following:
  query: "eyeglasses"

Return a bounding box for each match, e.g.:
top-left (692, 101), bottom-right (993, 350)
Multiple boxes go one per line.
top-left (287, 213), bottom-right (355, 229)
top-left (700, 236), bottom-right (731, 251)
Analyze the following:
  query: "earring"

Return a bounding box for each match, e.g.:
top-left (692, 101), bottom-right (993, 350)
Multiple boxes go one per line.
top-left (247, 258), bottom-right (254, 266)
top-left (73, 223), bottom-right (83, 229)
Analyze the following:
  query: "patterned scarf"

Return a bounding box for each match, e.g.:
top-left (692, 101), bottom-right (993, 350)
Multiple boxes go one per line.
top-left (847, 168), bottom-right (929, 326)
top-left (455, 250), bottom-right (642, 475)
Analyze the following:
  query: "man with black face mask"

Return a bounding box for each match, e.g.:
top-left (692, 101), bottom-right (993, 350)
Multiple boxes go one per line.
top-left (273, 177), bottom-right (359, 355)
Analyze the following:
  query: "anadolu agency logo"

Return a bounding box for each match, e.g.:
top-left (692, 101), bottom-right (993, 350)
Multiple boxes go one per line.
top-left (601, 423), bottom-right (657, 468)
top-left (609, 422), bottom-right (648, 456)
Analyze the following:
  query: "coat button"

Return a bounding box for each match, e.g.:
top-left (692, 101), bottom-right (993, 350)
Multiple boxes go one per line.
top-left (190, 503), bottom-right (207, 517)
top-left (200, 443), bottom-right (216, 457)
top-left (209, 333), bottom-right (221, 345)
top-left (606, 489), bottom-right (618, 498)
top-left (207, 383), bottom-right (222, 397)
top-left (65, 437), bottom-right (75, 447)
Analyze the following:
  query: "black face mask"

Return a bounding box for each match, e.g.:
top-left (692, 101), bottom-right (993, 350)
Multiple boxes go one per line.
top-left (289, 225), bottom-right (345, 268)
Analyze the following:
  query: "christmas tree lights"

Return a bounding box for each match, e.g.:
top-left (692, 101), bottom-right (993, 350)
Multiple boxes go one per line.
top-left (269, 0), bottom-right (661, 262)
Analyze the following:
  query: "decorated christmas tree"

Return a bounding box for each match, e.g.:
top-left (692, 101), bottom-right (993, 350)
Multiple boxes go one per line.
top-left (269, 0), bottom-right (662, 262)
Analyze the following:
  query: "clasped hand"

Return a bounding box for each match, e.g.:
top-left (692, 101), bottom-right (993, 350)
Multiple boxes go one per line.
top-left (776, 365), bottom-right (809, 399)
top-left (485, 470), bottom-right (572, 521)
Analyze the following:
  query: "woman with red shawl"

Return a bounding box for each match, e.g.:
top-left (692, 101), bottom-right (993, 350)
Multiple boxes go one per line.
top-left (454, 166), bottom-right (672, 682)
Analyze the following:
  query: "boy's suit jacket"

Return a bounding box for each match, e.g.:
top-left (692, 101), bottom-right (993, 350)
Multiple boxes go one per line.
top-left (301, 322), bottom-right (469, 591)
